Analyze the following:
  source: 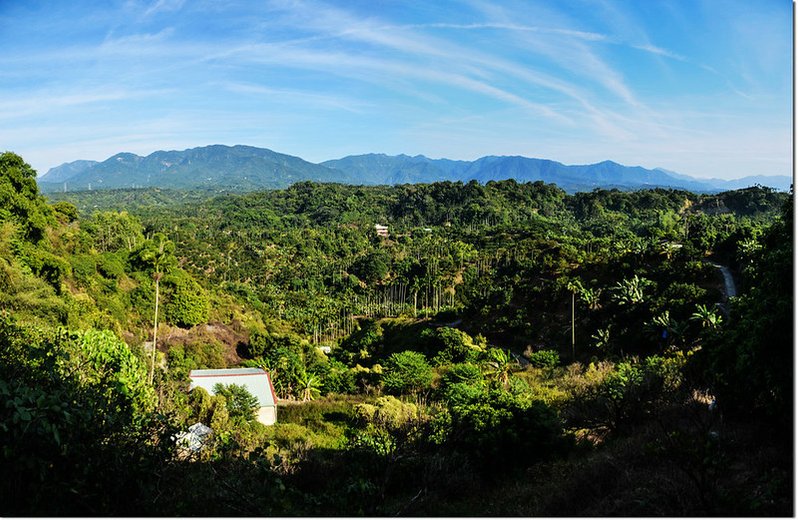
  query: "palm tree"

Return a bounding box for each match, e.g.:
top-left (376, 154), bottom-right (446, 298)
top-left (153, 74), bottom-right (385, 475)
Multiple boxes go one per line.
top-left (137, 233), bottom-right (176, 385)
top-left (565, 279), bottom-right (583, 361)
top-left (483, 348), bottom-right (515, 388)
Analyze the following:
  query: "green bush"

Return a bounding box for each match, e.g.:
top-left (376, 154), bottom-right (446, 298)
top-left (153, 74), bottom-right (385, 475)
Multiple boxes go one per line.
top-left (70, 254), bottom-right (97, 281)
top-left (20, 247), bottom-right (70, 291)
top-left (163, 269), bottom-right (209, 328)
top-left (337, 319), bottom-right (383, 364)
top-left (167, 341), bottom-right (227, 378)
top-left (316, 358), bottom-right (357, 395)
top-left (527, 349), bottom-right (560, 369)
top-left (97, 252), bottom-right (126, 279)
top-left (439, 383), bottom-right (571, 473)
top-left (422, 327), bottom-right (484, 365)
top-left (381, 350), bottom-right (433, 395)
top-left (440, 362), bottom-right (484, 389)
top-left (51, 201), bottom-right (79, 223)
top-left (246, 330), bottom-right (303, 359)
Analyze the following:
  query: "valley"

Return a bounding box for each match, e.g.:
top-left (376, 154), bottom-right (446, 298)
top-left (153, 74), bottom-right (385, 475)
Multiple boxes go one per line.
top-left (1, 151), bottom-right (792, 515)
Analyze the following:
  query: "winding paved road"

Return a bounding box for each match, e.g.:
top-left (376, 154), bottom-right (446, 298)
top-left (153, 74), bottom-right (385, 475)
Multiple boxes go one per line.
top-left (712, 263), bottom-right (737, 299)
top-left (711, 263), bottom-right (737, 319)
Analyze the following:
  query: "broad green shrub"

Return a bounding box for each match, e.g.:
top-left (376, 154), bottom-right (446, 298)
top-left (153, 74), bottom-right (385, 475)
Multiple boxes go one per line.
top-left (436, 382), bottom-right (571, 473)
top-left (441, 362), bottom-right (484, 389)
top-left (354, 395), bottom-right (418, 429)
top-left (163, 269), bottom-right (209, 328)
top-left (0, 316), bottom-right (168, 515)
top-left (97, 251), bottom-right (126, 279)
top-left (19, 246), bottom-right (70, 291)
top-left (128, 271), bottom-right (155, 311)
top-left (527, 349), bottom-right (560, 368)
top-left (51, 201), bottom-right (79, 223)
top-left (315, 358), bottom-right (356, 395)
top-left (381, 350), bottom-right (433, 395)
top-left (70, 254), bottom-right (96, 281)
top-left (440, 381), bottom-right (484, 408)
top-left (422, 326), bottom-right (484, 365)
top-left (94, 292), bottom-right (129, 328)
top-left (245, 329), bottom-right (303, 359)
top-left (336, 319), bottom-right (383, 364)
top-left (351, 396), bottom-right (423, 457)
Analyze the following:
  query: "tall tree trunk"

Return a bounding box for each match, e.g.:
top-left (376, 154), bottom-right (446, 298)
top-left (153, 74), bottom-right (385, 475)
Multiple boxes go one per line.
top-left (149, 275), bottom-right (160, 385)
top-left (571, 290), bottom-right (576, 361)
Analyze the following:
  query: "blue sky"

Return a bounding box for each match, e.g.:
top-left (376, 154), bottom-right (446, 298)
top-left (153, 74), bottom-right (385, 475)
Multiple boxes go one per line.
top-left (0, 0), bottom-right (792, 180)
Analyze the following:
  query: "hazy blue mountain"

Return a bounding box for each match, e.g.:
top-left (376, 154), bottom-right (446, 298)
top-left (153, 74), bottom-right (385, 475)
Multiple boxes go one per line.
top-left (39, 145), bottom-right (352, 192)
top-left (39, 145), bottom-right (791, 194)
top-left (326, 154), bottom-right (719, 192)
top-left (653, 168), bottom-right (792, 192)
top-left (326, 154), bottom-right (790, 193)
top-left (699, 175), bottom-right (792, 192)
top-left (321, 154), bottom-right (468, 184)
top-left (38, 160), bottom-right (99, 184)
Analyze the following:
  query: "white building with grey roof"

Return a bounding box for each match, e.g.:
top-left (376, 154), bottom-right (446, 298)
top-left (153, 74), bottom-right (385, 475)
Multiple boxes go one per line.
top-left (189, 367), bottom-right (278, 425)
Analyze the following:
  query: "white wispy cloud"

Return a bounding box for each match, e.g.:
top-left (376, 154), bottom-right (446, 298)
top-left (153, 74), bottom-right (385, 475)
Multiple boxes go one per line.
top-left (398, 22), bottom-right (608, 42)
top-left (0, 87), bottom-right (173, 121)
top-left (221, 82), bottom-right (372, 113)
top-left (143, 0), bottom-right (185, 18)
top-left (254, 1), bottom-right (641, 134)
top-left (630, 43), bottom-right (686, 62)
top-left (101, 26), bottom-right (176, 47)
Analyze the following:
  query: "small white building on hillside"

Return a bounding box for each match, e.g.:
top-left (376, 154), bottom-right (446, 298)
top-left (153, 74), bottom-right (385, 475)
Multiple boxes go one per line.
top-left (189, 367), bottom-right (278, 425)
top-left (375, 224), bottom-right (389, 238)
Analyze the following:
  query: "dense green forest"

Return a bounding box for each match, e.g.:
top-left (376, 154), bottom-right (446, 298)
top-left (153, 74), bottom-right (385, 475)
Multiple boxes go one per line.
top-left (2, 151), bottom-right (792, 515)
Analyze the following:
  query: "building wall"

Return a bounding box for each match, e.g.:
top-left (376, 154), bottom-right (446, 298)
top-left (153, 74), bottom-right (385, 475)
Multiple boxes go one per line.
top-left (257, 405), bottom-right (277, 425)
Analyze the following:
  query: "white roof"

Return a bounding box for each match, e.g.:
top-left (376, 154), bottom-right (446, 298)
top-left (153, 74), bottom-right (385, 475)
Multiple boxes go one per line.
top-left (189, 368), bottom-right (277, 407)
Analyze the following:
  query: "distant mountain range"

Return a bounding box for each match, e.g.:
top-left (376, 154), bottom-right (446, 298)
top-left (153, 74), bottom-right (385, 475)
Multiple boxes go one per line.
top-left (37, 144), bottom-right (792, 194)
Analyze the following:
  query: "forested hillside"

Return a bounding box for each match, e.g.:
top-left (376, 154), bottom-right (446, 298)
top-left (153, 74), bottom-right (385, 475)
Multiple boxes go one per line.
top-left (2, 151), bottom-right (792, 515)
